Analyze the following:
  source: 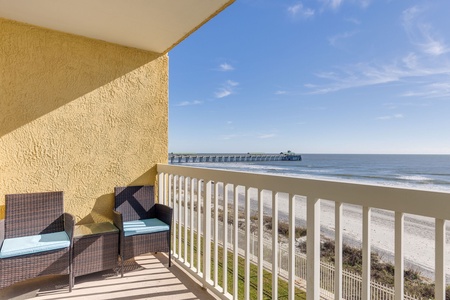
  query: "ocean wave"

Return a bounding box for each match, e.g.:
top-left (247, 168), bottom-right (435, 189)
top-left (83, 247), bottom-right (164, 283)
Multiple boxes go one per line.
top-left (397, 175), bottom-right (432, 182)
top-left (176, 157), bottom-right (450, 192)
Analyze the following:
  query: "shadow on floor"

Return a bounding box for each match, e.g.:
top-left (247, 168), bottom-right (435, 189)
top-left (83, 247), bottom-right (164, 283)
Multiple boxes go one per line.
top-left (0, 253), bottom-right (218, 300)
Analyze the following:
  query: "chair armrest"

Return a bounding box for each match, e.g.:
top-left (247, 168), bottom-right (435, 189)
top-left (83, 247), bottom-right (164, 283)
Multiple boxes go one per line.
top-left (0, 219), bottom-right (4, 249)
top-left (64, 213), bottom-right (75, 242)
top-left (154, 204), bottom-right (173, 227)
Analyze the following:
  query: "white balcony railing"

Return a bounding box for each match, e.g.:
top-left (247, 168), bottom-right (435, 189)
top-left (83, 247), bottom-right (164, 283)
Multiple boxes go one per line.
top-left (157, 163), bottom-right (450, 300)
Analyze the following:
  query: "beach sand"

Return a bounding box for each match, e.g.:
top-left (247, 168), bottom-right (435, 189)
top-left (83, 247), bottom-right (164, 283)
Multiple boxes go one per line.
top-left (227, 187), bottom-right (450, 281)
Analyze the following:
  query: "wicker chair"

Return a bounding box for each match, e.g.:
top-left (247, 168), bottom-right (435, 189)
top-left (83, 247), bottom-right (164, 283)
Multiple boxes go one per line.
top-left (113, 185), bottom-right (172, 277)
top-left (0, 191), bottom-right (74, 291)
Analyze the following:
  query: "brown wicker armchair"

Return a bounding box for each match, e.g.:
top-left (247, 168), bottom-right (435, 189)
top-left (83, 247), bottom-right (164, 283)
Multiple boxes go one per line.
top-left (0, 191), bottom-right (74, 291)
top-left (113, 185), bottom-right (172, 277)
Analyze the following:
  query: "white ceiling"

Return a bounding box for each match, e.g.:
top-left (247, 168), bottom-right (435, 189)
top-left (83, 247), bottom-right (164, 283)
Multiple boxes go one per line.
top-left (0, 0), bottom-right (233, 53)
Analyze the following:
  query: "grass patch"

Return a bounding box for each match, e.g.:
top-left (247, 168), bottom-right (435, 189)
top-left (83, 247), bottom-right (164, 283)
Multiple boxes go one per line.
top-left (177, 226), bottom-right (306, 299)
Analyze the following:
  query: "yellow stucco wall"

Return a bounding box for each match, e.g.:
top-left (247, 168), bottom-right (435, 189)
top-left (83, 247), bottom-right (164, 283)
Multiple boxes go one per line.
top-left (0, 18), bottom-right (168, 223)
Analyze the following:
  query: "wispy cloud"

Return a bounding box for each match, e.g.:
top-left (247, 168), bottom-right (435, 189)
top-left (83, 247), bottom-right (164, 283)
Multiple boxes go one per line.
top-left (287, 3), bottom-right (315, 19)
top-left (402, 6), bottom-right (449, 56)
top-left (175, 100), bottom-right (203, 106)
top-left (275, 90), bottom-right (288, 95)
top-left (306, 51), bottom-right (450, 94)
top-left (215, 89), bottom-right (232, 98)
top-left (328, 31), bottom-right (359, 47)
top-left (220, 134), bottom-right (240, 140)
top-left (306, 6), bottom-right (450, 95)
top-left (218, 63), bottom-right (234, 71)
top-left (321, 0), bottom-right (368, 10)
top-left (259, 133), bottom-right (276, 139)
top-left (329, 0), bottom-right (343, 10)
top-left (345, 17), bottom-right (361, 25)
top-left (215, 80), bottom-right (239, 98)
top-left (376, 114), bottom-right (404, 120)
top-left (402, 82), bottom-right (450, 98)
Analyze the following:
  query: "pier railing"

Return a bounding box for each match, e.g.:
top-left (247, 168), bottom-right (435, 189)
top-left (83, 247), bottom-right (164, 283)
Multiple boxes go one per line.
top-left (157, 163), bottom-right (450, 300)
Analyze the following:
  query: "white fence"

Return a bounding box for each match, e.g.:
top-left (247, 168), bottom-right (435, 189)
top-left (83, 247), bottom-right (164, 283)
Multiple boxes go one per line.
top-left (157, 163), bottom-right (450, 300)
top-left (199, 220), bottom-right (422, 300)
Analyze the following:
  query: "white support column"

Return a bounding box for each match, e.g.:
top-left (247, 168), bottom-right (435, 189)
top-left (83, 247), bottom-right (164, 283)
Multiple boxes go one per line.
top-left (307, 197), bottom-right (320, 300)
top-left (203, 180), bottom-right (212, 285)
top-left (223, 183), bottom-right (229, 296)
top-left (272, 192), bottom-right (278, 299)
top-left (435, 218), bottom-right (446, 300)
top-left (289, 194), bottom-right (296, 300)
top-left (245, 187), bottom-right (251, 300)
top-left (395, 212), bottom-right (404, 300)
top-left (233, 185), bottom-right (239, 300)
top-left (362, 207), bottom-right (371, 300)
top-left (257, 189), bottom-right (264, 300)
top-left (335, 202), bottom-right (343, 300)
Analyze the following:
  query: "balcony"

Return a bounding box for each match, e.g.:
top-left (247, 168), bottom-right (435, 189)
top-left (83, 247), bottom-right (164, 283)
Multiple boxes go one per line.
top-left (2, 164), bottom-right (449, 300)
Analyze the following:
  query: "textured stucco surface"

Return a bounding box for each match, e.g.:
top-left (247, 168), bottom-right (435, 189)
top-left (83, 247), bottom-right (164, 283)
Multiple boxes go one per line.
top-left (0, 18), bottom-right (168, 223)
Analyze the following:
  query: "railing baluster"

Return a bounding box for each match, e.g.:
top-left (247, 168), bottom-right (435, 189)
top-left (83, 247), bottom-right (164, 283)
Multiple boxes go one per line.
top-left (307, 197), bottom-right (320, 300)
top-left (173, 175), bottom-right (178, 258)
top-left (214, 181), bottom-right (219, 286)
top-left (272, 191), bottom-right (278, 299)
top-left (178, 175), bottom-right (183, 260)
top-left (190, 178), bottom-right (195, 268)
top-left (289, 194), bottom-right (296, 300)
top-left (158, 172), bottom-right (165, 205)
top-left (245, 187), bottom-right (251, 300)
top-left (362, 206), bottom-right (371, 300)
top-left (435, 218), bottom-right (446, 300)
top-left (184, 176), bottom-right (189, 262)
top-left (233, 184), bottom-right (239, 300)
top-left (257, 189), bottom-right (264, 300)
top-left (203, 180), bottom-right (212, 285)
top-left (167, 174), bottom-right (173, 208)
top-left (395, 212), bottom-right (404, 300)
top-left (197, 179), bottom-right (201, 273)
top-left (223, 183), bottom-right (229, 296)
top-left (335, 202), bottom-right (343, 300)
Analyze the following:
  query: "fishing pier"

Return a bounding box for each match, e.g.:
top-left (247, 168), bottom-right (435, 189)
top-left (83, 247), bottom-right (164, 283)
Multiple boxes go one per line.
top-left (169, 152), bottom-right (302, 164)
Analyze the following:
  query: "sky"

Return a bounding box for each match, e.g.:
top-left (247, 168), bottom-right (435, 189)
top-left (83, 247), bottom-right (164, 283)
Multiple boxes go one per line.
top-left (168, 0), bottom-right (450, 155)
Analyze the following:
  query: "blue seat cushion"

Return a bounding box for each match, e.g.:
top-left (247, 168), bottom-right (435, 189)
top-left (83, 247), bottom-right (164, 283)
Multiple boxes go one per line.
top-left (123, 218), bottom-right (170, 237)
top-left (0, 231), bottom-right (70, 259)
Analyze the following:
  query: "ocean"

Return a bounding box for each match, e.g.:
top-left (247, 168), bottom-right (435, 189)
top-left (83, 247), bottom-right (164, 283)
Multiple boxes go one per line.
top-left (171, 154), bottom-right (450, 192)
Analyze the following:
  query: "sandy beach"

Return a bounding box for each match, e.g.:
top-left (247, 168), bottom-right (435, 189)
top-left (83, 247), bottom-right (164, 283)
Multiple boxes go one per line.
top-left (229, 187), bottom-right (450, 281)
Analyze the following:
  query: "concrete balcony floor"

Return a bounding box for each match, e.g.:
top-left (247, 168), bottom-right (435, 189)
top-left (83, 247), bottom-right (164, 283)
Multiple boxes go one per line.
top-left (0, 253), bottom-right (219, 300)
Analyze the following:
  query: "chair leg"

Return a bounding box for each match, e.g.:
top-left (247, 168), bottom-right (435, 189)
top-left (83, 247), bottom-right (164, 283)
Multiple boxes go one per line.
top-left (169, 251), bottom-right (171, 267)
top-left (121, 256), bottom-right (124, 277)
top-left (69, 274), bottom-right (73, 292)
top-left (69, 258), bottom-right (73, 292)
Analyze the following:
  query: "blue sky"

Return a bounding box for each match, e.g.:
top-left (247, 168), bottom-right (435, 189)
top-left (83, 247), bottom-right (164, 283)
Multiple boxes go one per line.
top-left (168, 0), bottom-right (450, 154)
